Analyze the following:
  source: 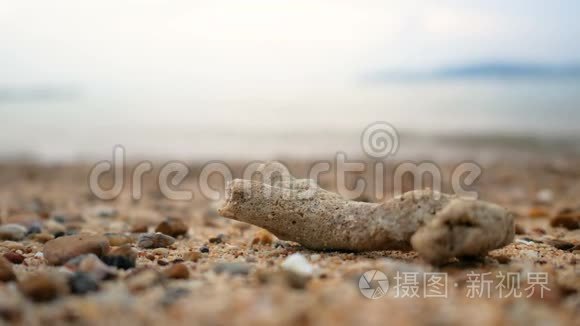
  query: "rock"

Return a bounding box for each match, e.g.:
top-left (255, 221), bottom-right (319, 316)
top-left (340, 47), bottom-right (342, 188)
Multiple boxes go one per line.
top-left (43, 234), bottom-right (110, 265)
top-left (3, 252), bottom-right (25, 264)
top-left (18, 272), bottom-right (69, 302)
top-left (281, 253), bottom-right (313, 289)
top-left (4, 214), bottom-right (42, 228)
top-left (550, 209), bottom-right (580, 230)
top-left (0, 257), bottom-right (16, 282)
top-left (252, 229), bottom-right (274, 245)
top-left (104, 233), bottom-right (134, 246)
top-left (213, 262), bottom-right (251, 276)
top-left (157, 259), bottom-right (169, 266)
top-left (101, 245), bottom-right (137, 270)
top-left (155, 217), bottom-right (188, 237)
top-left (85, 206), bottom-right (117, 218)
top-left (184, 251), bottom-right (202, 262)
top-left (137, 233), bottom-right (175, 249)
top-left (0, 224), bottom-right (27, 241)
top-left (44, 219), bottom-right (67, 235)
top-left (28, 232), bottom-right (54, 243)
top-left (528, 207), bottom-right (549, 218)
top-left (131, 221), bottom-right (149, 233)
top-left (543, 238), bottom-right (575, 251)
top-left (68, 272), bottom-right (99, 295)
top-left (163, 263), bottom-right (189, 279)
top-left (209, 234), bottom-right (226, 244)
top-left (125, 268), bottom-right (164, 293)
top-left (535, 189), bottom-right (554, 204)
top-left (199, 245), bottom-right (209, 253)
top-left (65, 254), bottom-right (116, 281)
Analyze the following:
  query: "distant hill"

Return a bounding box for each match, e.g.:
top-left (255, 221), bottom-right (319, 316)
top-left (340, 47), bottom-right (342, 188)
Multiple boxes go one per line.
top-left (369, 62), bottom-right (580, 82)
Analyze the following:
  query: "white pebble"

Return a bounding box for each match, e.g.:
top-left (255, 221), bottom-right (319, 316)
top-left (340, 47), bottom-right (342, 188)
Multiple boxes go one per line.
top-left (536, 189), bottom-right (553, 203)
top-left (281, 253), bottom-right (313, 277)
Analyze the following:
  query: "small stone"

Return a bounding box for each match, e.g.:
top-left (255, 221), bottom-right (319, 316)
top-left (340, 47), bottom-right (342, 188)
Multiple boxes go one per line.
top-left (3, 252), bottom-right (25, 264)
top-left (28, 232), bottom-right (54, 243)
top-left (252, 229), bottom-right (274, 246)
top-left (155, 217), bottom-right (188, 237)
top-left (209, 234), bottom-right (226, 244)
top-left (0, 224), bottom-right (27, 241)
top-left (514, 224), bottom-right (526, 235)
top-left (550, 210), bottom-right (580, 230)
top-left (137, 233), bottom-right (176, 249)
top-left (131, 222), bottom-right (149, 233)
top-left (163, 263), bottom-right (189, 279)
top-left (65, 254), bottom-right (116, 281)
top-left (199, 246), bottom-right (210, 253)
top-left (152, 248), bottom-right (169, 257)
top-left (86, 205), bottom-right (118, 218)
top-left (543, 238), bottom-right (575, 251)
top-left (104, 233), bottom-right (134, 246)
top-left (157, 259), bottom-right (169, 266)
top-left (101, 245), bottom-right (137, 270)
top-left (281, 253), bottom-right (313, 289)
top-left (528, 207), bottom-right (549, 218)
top-left (68, 272), bottom-right (99, 295)
top-left (535, 189), bottom-right (554, 204)
top-left (18, 272), bottom-right (69, 302)
top-left (43, 234), bottom-right (110, 265)
top-left (0, 257), bottom-right (16, 282)
top-left (125, 268), bottom-right (163, 293)
top-left (5, 214), bottom-right (42, 228)
top-left (213, 262), bottom-right (251, 276)
top-left (184, 251), bottom-right (202, 262)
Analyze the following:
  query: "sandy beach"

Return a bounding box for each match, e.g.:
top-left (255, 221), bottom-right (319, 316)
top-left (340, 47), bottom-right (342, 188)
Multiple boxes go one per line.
top-left (0, 154), bottom-right (578, 325)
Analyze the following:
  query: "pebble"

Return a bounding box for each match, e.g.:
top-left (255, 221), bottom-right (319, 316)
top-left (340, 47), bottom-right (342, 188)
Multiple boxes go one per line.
top-left (131, 221), bottom-right (149, 233)
top-left (18, 272), bottom-right (69, 302)
top-left (0, 224), bottom-right (28, 241)
top-left (28, 232), bottom-right (54, 243)
top-left (65, 254), bottom-right (116, 281)
top-left (0, 256), bottom-right (16, 282)
top-left (86, 205), bottom-right (118, 218)
top-left (68, 272), bottom-right (100, 295)
top-left (543, 238), bottom-right (575, 251)
top-left (199, 245), bottom-right (210, 253)
top-left (184, 251), bottom-right (202, 262)
top-left (43, 234), bottom-right (110, 265)
top-left (155, 217), bottom-right (188, 237)
top-left (101, 245), bottom-right (137, 270)
top-left (5, 214), bottom-right (42, 228)
top-left (252, 229), bottom-right (274, 245)
top-left (281, 253), bottom-right (313, 289)
top-left (535, 189), bottom-right (554, 204)
top-left (137, 233), bottom-right (176, 249)
top-left (213, 262), bottom-right (251, 276)
top-left (3, 252), bottom-right (25, 264)
top-left (163, 263), bottom-right (189, 279)
top-left (550, 209), bottom-right (580, 230)
top-left (209, 234), bottom-right (226, 244)
top-left (126, 268), bottom-right (163, 293)
top-left (157, 259), bottom-right (169, 266)
top-left (152, 248), bottom-right (169, 257)
top-left (104, 233), bottom-right (134, 246)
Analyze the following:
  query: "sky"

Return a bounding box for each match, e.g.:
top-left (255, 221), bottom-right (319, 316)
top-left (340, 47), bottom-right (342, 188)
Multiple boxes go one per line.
top-left (1, 1), bottom-right (580, 161)
top-left (1, 0), bottom-right (580, 95)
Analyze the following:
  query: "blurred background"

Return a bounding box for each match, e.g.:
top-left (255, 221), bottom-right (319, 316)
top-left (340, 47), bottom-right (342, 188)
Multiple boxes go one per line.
top-left (1, 0), bottom-right (580, 162)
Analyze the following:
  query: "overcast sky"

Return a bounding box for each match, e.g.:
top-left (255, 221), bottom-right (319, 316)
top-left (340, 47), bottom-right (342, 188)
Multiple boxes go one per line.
top-left (1, 0), bottom-right (580, 95)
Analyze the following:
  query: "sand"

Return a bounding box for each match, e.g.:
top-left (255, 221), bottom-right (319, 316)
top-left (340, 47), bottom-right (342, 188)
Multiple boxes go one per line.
top-left (0, 157), bottom-right (578, 325)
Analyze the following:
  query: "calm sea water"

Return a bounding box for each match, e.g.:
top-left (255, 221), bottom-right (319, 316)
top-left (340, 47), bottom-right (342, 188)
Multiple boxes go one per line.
top-left (1, 80), bottom-right (579, 162)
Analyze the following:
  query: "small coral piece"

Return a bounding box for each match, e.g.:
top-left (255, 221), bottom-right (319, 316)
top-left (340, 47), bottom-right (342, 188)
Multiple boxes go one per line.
top-left (219, 165), bottom-right (514, 264)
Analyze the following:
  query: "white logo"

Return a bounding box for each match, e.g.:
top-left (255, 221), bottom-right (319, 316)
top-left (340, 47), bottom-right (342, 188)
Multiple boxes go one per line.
top-left (359, 270), bottom-right (389, 299)
top-left (361, 122), bottom-right (399, 159)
